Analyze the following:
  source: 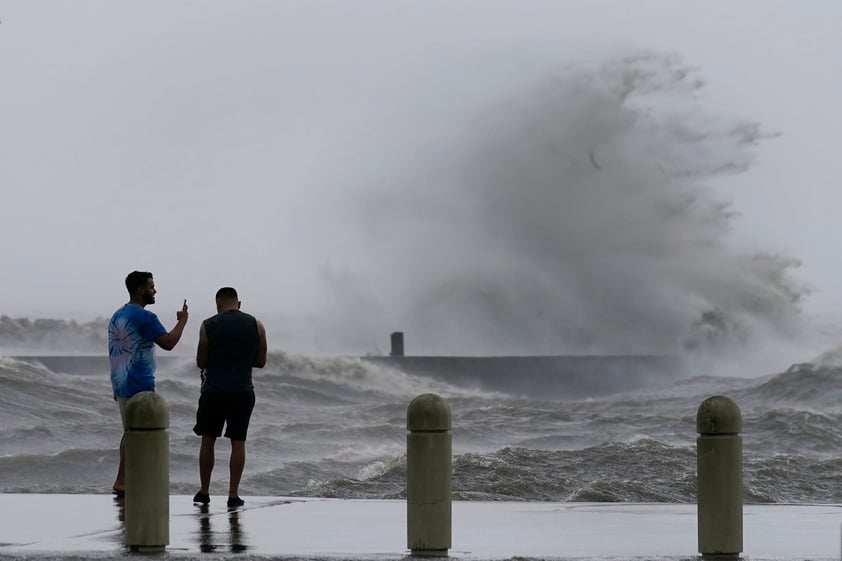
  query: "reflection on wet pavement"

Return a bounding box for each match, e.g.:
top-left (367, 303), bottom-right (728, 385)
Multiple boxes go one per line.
top-left (196, 504), bottom-right (248, 553)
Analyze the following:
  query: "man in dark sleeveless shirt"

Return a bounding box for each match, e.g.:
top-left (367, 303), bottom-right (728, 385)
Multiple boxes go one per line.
top-left (192, 287), bottom-right (267, 508)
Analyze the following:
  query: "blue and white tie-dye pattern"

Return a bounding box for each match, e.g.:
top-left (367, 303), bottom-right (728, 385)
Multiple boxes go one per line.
top-left (108, 304), bottom-right (167, 398)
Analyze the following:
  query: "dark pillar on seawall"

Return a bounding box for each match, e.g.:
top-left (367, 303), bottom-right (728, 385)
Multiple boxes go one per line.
top-left (391, 332), bottom-right (405, 356)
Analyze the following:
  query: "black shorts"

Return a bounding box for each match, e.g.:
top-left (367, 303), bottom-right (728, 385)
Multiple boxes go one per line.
top-left (193, 391), bottom-right (255, 441)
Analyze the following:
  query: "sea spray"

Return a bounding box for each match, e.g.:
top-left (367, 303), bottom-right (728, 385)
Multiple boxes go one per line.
top-left (310, 55), bottom-right (807, 367)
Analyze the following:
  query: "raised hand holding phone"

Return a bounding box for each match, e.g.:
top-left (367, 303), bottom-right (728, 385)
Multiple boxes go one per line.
top-left (177, 299), bottom-right (189, 322)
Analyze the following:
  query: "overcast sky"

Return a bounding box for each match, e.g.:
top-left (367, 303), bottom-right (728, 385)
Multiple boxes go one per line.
top-left (2, 1), bottom-right (841, 357)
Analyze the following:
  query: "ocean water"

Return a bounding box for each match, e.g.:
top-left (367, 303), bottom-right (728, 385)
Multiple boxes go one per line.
top-left (2, 349), bottom-right (841, 505)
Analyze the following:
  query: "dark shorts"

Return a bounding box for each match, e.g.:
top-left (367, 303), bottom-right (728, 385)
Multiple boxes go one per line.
top-left (193, 391), bottom-right (256, 441)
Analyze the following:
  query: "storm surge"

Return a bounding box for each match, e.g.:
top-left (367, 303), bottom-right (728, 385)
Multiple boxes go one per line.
top-left (312, 55), bottom-right (807, 364)
top-left (2, 352), bottom-right (842, 503)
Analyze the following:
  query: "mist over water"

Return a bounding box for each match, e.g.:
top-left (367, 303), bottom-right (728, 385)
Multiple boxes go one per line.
top-left (0, 52), bottom-right (814, 372)
top-left (309, 55), bottom-right (807, 365)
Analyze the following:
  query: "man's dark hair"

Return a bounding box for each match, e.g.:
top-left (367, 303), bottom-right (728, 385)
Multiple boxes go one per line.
top-left (215, 287), bottom-right (238, 301)
top-left (125, 271), bottom-right (153, 296)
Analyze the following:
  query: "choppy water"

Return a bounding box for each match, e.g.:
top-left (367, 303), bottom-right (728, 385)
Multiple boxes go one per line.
top-left (1, 350), bottom-right (841, 504)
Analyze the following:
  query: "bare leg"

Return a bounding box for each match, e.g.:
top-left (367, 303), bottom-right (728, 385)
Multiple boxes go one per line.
top-left (113, 433), bottom-right (125, 492)
top-left (228, 440), bottom-right (246, 499)
top-left (199, 435), bottom-right (217, 494)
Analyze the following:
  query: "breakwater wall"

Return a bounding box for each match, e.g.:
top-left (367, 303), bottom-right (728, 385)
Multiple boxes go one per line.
top-left (9, 353), bottom-right (686, 399)
top-left (362, 354), bottom-right (685, 399)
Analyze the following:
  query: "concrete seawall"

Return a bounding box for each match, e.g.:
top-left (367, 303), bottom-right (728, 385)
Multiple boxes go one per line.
top-left (363, 354), bottom-right (685, 398)
top-left (9, 353), bottom-right (686, 399)
top-left (8, 354), bottom-right (186, 375)
top-left (0, 495), bottom-right (838, 560)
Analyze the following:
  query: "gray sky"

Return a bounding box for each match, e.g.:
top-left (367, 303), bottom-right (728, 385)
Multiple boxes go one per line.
top-left (2, 1), bottom-right (841, 358)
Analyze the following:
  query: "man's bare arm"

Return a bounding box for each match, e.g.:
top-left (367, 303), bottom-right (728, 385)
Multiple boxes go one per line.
top-left (253, 320), bottom-right (267, 368)
top-left (156, 302), bottom-right (189, 351)
top-left (196, 322), bottom-right (209, 369)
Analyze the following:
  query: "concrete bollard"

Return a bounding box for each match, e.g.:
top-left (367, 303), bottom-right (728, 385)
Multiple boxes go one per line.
top-left (124, 391), bottom-right (170, 552)
top-left (697, 395), bottom-right (742, 560)
top-left (407, 393), bottom-right (451, 557)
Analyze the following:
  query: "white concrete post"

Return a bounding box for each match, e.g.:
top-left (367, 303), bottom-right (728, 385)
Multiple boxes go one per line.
top-left (697, 395), bottom-right (742, 560)
top-left (407, 393), bottom-right (451, 557)
top-left (125, 391), bottom-right (169, 552)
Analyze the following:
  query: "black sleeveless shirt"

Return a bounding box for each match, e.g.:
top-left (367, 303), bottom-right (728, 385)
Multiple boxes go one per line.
top-left (202, 309), bottom-right (259, 392)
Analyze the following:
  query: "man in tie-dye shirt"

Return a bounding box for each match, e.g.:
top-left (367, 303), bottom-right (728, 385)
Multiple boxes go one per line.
top-left (107, 270), bottom-right (189, 497)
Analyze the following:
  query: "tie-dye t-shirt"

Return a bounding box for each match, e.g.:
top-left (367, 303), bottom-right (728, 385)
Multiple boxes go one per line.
top-left (108, 304), bottom-right (167, 398)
